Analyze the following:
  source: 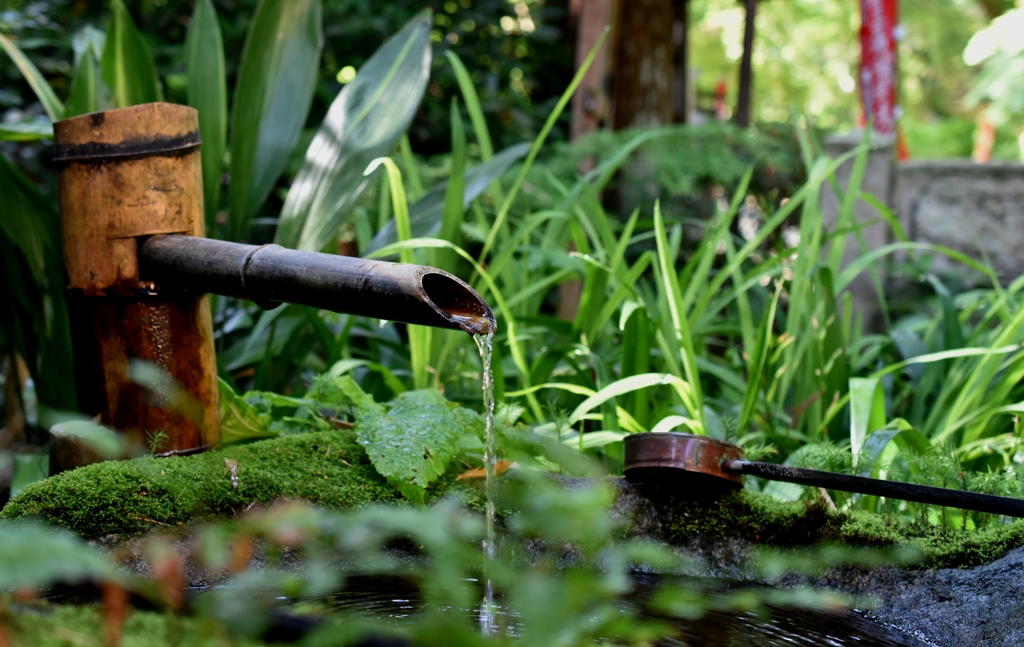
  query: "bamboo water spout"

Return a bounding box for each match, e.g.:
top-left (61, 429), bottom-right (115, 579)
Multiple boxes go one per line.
top-left (138, 236), bottom-right (494, 335)
top-left (52, 102), bottom-right (494, 472)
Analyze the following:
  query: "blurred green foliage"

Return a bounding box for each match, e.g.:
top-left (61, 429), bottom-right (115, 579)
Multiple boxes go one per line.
top-left (0, 0), bottom-right (573, 154)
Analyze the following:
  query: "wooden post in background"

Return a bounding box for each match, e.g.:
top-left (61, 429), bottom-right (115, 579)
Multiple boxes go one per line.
top-left (570, 0), bottom-right (614, 143)
top-left (53, 103), bottom-right (220, 471)
top-left (611, 0), bottom-right (674, 129)
top-left (735, 0), bottom-right (758, 127)
top-left (672, 0), bottom-right (690, 124)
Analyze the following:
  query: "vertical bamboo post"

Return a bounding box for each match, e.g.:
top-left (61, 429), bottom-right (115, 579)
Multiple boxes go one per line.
top-left (52, 103), bottom-right (220, 471)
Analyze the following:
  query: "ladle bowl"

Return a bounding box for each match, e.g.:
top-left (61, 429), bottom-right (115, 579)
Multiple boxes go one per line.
top-left (624, 432), bottom-right (1024, 517)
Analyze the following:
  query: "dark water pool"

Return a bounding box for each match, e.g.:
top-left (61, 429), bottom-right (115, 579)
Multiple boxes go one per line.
top-left (314, 574), bottom-right (935, 647)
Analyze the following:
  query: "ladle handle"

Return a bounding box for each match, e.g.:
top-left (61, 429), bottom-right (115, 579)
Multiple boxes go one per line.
top-left (722, 460), bottom-right (1024, 518)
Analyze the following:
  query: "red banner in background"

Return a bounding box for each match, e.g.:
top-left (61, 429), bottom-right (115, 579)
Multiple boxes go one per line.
top-left (860, 0), bottom-right (898, 135)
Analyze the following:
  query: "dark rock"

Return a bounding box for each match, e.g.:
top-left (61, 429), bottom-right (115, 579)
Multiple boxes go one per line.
top-left (610, 475), bottom-right (1024, 646)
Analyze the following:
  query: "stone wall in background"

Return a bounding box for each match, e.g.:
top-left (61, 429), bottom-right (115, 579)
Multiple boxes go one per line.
top-left (895, 160), bottom-right (1024, 281)
top-left (822, 131), bottom-right (1024, 327)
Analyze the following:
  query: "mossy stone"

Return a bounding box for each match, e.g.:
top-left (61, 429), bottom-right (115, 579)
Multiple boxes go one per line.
top-left (653, 488), bottom-right (1024, 569)
top-left (1, 430), bottom-right (404, 539)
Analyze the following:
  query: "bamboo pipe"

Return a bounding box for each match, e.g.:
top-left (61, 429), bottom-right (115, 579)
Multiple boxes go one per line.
top-left (138, 236), bottom-right (494, 335)
top-left (52, 102), bottom-right (496, 474)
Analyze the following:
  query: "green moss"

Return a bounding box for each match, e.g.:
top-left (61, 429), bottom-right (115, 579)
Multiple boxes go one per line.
top-left (7, 433), bottom-right (1023, 570)
top-left (0, 430), bottom-right (413, 538)
top-left (656, 490), bottom-right (1024, 569)
top-left (6, 602), bottom-right (264, 647)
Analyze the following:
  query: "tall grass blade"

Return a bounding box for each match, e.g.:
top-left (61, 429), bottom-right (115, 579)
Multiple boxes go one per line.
top-left (653, 201), bottom-right (704, 428)
top-left (366, 158), bottom-right (429, 389)
top-left (186, 0), bottom-right (228, 234)
top-left (0, 32), bottom-right (64, 120)
top-left (738, 283), bottom-right (782, 433)
top-left (276, 11), bottom-right (431, 252)
top-left (437, 97), bottom-right (467, 272)
top-left (0, 156), bottom-right (76, 410)
top-left (0, 119), bottom-right (52, 141)
top-left (444, 51), bottom-right (494, 161)
top-left (849, 377), bottom-right (886, 458)
top-left (366, 237), bottom-right (544, 421)
top-left (445, 50), bottom-right (503, 205)
top-left (229, 0), bottom-right (322, 242)
top-left (366, 143), bottom-right (528, 255)
top-left (63, 46), bottom-right (104, 118)
top-left (837, 242), bottom-right (1001, 292)
top-left (568, 373), bottom-right (694, 427)
top-left (825, 130), bottom-right (870, 274)
top-left (101, 0), bottom-right (162, 108)
top-left (477, 26), bottom-right (609, 264)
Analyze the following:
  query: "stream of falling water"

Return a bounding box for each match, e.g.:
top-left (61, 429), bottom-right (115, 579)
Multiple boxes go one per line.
top-left (473, 331), bottom-right (497, 635)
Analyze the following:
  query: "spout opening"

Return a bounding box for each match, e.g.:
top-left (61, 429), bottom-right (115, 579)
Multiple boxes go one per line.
top-left (421, 272), bottom-right (496, 335)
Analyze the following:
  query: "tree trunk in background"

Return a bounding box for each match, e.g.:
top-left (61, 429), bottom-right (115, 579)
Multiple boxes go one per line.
top-left (562, 0), bottom-right (676, 321)
top-left (570, 0), bottom-right (614, 142)
top-left (612, 0), bottom-right (674, 129)
top-left (735, 0), bottom-right (757, 127)
top-left (562, 0), bottom-right (616, 322)
top-left (672, 0), bottom-right (690, 123)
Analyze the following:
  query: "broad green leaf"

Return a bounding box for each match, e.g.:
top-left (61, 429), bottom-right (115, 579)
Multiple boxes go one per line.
top-left (365, 143), bottom-right (529, 255)
top-left (703, 406), bottom-right (727, 440)
top-left (307, 374), bottom-right (383, 417)
top-left (186, 0), bottom-right (228, 234)
top-left (354, 388), bottom-right (470, 504)
top-left (620, 304), bottom-right (652, 426)
top-left (242, 390), bottom-right (319, 436)
top-left (849, 377), bottom-right (886, 458)
top-left (218, 378), bottom-right (274, 444)
top-left (0, 32), bottom-right (64, 121)
top-left (275, 10), bottom-right (431, 251)
top-left (71, 24), bottom-right (105, 67)
top-left (872, 345), bottom-right (1020, 381)
top-left (0, 155), bottom-right (76, 410)
top-left (326, 358), bottom-right (407, 396)
top-left (101, 0), bottom-right (162, 108)
top-left (0, 118), bottom-right (52, 141)
top-left (366, 159), bottom-right (414, 265)
top-left (63, 46), bottom-right (105, 118)
top-left (229, 0), bottom-right (322, 242)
